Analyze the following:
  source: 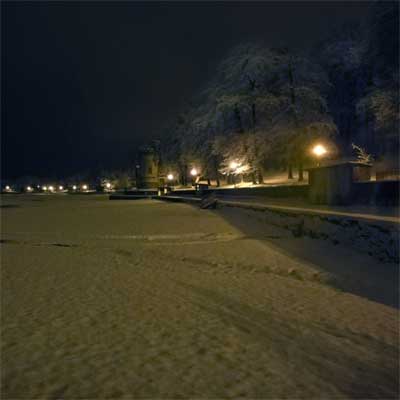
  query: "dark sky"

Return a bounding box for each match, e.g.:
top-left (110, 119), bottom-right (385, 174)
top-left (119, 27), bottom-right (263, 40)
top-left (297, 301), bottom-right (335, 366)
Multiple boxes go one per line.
top-left (2, 1), bottom-right (371, 179)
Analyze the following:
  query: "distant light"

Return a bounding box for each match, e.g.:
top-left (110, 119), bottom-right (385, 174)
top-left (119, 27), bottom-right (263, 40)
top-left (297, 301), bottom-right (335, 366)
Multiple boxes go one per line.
top-left (48, 186), bottom-right (54, 192)
top-left (26, 186), bottom-right (32, 192)
top-left (43, 186), bottom-right (48, 191)
top-left (190, 168), bottom-right (198, 176)
top-left (5, 185), bottom-right (10, 190)
top-left (59, 186), bottom-right (63, 191)
top-left (105, 182), bottom-right (111, 189)
top-left (82, 184), bottom-right (88, 190)
top-left (229, 161), bottom-right (239, 170)
top-left (312, 144), bottom-right (327, 157)
top-left (37, 185), bottom-right (40, 189)
top-left (72, 185), bottom-right (77, 190)
top-left (167, 173), bottom-right (174, 181)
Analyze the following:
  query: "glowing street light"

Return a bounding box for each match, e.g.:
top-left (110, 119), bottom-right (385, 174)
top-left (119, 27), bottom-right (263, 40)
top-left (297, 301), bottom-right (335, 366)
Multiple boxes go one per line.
top-left (190, 168), bottom-right (198, 176)
top-left (312, 144), bottom-right (327, 167)
top-left (167, 173), bottom-right (174, 181)
top-left (59, 185), bottom-right (64, 191)
top-left (48, 186), bottom-right (54, 192)
top-left (105, 182), bottom-right (111, 189)
top-left (312, 144), bottom-right (327, 158)
top-left (43, 186), bottom-right (48, 191)
top-left (82, 184), bottom-right (88, 191)
top-left (5, 185), bottom-right (10, 191)
top-left (229, 161), bottom-right (239, 170)
top-left (72, 185), bottom-right (77, 190)
top-left (26, 186), bottom-right (33, 192)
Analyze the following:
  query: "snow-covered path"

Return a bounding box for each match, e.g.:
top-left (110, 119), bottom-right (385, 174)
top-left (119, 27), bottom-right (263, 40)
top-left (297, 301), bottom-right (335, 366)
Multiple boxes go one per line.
top-left (1, 195), bottom-right (398, 399)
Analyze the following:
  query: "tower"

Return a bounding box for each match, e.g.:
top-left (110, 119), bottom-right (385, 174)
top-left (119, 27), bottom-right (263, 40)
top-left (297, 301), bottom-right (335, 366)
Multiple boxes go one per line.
top-left (136, 144), bottom-right (159, 189)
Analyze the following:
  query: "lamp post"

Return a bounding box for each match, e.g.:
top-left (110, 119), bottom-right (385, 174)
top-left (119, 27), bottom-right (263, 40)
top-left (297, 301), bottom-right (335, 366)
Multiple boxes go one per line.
top-left (167, 173), bottom-right (174, 185)
top-left (190, 168), bottom-right (198, 177)
top-left (190, 168), bottom-right (199, 186)
top-left (312, 144), bottom-right (327, 167)
top-left (229, 161), bottom-right (239, 186)
top-left (229, 161), bottom-right (238, 170)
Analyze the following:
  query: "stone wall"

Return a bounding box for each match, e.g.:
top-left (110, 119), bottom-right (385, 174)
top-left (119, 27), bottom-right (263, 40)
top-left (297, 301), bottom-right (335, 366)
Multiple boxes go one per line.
top-left (220, 202), bottom-right (399, 263)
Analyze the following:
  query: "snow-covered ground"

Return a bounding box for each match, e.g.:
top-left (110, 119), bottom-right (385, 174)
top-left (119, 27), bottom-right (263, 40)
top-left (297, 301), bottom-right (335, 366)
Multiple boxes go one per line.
top-left (1, 195), bottom-right (398, 399)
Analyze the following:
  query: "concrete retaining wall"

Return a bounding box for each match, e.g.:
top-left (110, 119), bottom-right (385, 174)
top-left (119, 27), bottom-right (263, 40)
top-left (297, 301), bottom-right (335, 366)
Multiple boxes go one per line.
top-left (172, 180), bottom-right (399, 206)
top-left (353, 180), bottom-right (399, 206)
top-left (220, 201), bottom-right (399, 263)
top-left (173, 185), bottom-right (308, 199)
top-left (157, 195), bottom-right (399, 263)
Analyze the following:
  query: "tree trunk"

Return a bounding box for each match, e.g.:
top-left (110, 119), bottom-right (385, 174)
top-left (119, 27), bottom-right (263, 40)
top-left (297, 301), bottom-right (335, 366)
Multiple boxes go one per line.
top-left (286, 49), bottom-right (302, 181)
top-left (257, 167), bottom-right (264, 184)
top-left (251, 172), bottom-right (257, 184)
top-left (252, 103), bottom-right (256, 131)
top-left (207, 178), bottom-right (211, 186)
top-left (288, 57), bottom-right (296, 107)
top-left (183, 164), bottom-right (188, 186)
top-left (213, 157), bottom-right (220, 187)
top-left (234, 104), bottom-right (243, 133)
top-left (288, 164), bottom-right (293, 179)
top-left (298, 163), bottom-right (304, 182)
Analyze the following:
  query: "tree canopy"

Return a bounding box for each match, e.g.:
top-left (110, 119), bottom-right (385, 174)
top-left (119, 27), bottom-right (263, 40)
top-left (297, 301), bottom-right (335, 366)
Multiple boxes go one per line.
top-left (159, 1), bottom-right (398, 184)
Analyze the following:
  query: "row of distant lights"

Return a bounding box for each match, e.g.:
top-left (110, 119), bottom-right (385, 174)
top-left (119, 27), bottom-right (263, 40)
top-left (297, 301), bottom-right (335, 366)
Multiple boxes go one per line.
top-left (40, 184), bottom-right (89, 192)
top-left (4, 183), bottom-right (112, 192)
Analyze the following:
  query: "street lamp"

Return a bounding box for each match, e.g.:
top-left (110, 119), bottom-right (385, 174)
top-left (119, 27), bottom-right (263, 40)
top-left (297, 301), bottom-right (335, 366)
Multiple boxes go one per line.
top-left (229, 161), bottom-right (240, 186)
top-left (105, 182), bottom-right (111, 189)
top-left (190, 168), bottom-right (198, 176)
top-left (43, 186), bottom-right (48, 191)
top-left (59, 185), bottom-right (64, 191)
top-left (82, 184), bottom-right (88, 191)
top-left (167, 173), bottom-right (174, 181)
top-left (312, 144), bottom-right (327, 157)
top-left (72, 185), bottom-right (77, 190)
top-left (5, 185), bottom-right (10, 191)
top-left (312, 144), bottom-right (327, 166)
top-left (26, 186), bottom-right (33, 192)
top-left (229, 161), bottom-right (239, 170)
top-left (48, 186), bottom-right (54, 192)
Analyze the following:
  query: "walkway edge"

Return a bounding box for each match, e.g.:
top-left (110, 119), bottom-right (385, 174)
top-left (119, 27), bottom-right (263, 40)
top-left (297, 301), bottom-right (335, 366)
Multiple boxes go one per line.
top-left (157, 196), bottom-right (399, 226)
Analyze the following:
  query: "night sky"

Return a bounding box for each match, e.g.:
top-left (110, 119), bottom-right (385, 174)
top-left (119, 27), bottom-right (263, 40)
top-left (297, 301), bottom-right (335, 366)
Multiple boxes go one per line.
top-left (2, 1), bottom-right (371, 179)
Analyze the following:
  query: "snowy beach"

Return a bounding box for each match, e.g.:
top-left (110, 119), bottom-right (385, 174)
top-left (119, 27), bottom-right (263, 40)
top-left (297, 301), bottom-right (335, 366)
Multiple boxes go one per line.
top-left (1, 195), bottom-right (399, 398)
